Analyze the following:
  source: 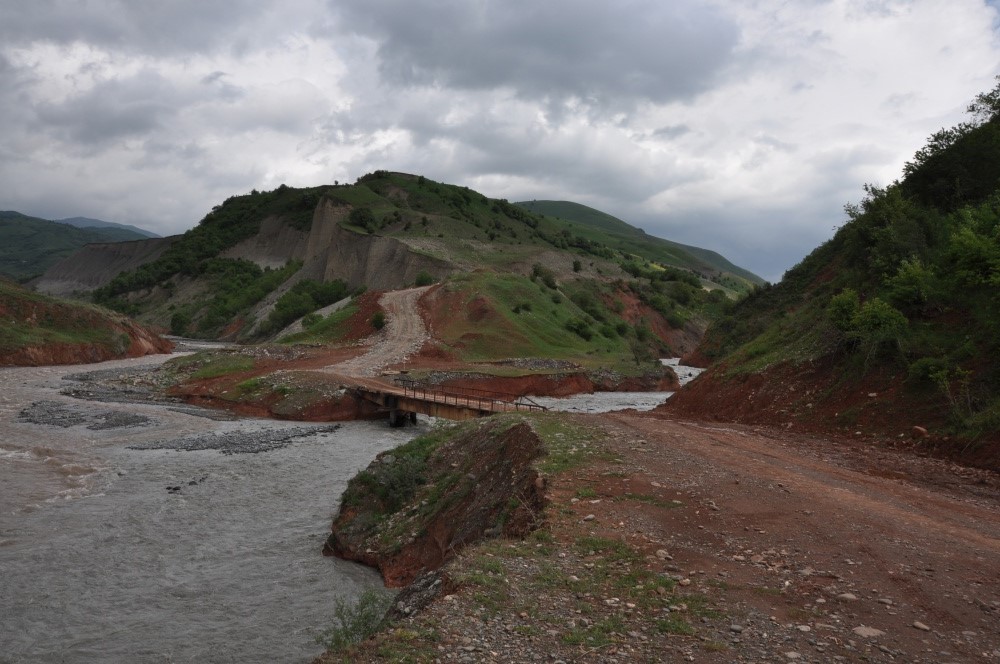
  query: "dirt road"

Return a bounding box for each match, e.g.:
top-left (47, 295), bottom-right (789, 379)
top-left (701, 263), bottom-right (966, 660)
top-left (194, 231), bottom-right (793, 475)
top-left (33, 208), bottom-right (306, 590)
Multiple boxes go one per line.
top-left (348, 412), bottom-right (1000, 663)
top-left (573, 413), bottom-right (1000, 661)
top-left (323, 286), bottom-right (431, 377)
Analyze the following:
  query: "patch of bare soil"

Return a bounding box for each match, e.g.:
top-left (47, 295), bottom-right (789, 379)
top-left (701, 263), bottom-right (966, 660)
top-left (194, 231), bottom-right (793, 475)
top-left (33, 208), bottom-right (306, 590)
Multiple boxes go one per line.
top-left (324, 286), bottom-right (432, 377)
top-left (344, 413), bottom-right (1000, 663)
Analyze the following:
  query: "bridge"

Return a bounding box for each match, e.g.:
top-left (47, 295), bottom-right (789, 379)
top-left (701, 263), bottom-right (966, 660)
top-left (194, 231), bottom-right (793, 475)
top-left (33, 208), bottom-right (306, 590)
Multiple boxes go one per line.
top-left (349, 377), bottom-right (547, 425)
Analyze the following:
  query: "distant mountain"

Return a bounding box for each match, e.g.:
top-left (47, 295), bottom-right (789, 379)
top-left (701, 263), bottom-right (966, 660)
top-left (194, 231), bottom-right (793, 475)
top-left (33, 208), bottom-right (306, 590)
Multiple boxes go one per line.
top-left (0, 211), bottom-right (153, 281)
top-left (515, 200), bottom-right (765, 289)
top-left (56, 216), bottom-right (160, 238)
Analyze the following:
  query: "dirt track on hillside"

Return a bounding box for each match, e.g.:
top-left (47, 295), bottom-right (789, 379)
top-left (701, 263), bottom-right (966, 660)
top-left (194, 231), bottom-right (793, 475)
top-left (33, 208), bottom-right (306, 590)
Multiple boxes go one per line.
top-left (322, 286), bottom-right (431, 377)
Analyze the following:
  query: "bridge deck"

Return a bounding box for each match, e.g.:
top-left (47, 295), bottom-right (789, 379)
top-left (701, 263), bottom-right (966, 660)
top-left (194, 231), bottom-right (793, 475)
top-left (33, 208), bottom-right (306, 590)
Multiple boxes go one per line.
top-left (346, 376), bottom-right (546, 421)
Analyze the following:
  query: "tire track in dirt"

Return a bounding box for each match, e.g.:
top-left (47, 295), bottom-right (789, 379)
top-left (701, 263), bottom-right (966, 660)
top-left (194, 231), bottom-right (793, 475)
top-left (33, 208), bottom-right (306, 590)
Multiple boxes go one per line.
top-left (323, 286), bottom-right (431, 377)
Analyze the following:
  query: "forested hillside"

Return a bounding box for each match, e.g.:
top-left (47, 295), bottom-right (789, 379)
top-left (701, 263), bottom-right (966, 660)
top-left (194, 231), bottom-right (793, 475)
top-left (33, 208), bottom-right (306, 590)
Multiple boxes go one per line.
top-left (669, 80), bottom-right (1000, 466)
top-left (0, 211), bottom-right (152, 280)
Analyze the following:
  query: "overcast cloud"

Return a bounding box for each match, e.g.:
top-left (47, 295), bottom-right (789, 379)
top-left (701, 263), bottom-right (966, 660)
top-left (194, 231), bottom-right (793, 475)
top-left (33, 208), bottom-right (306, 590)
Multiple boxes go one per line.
top-left (1, 0), bottom-right (998, 282)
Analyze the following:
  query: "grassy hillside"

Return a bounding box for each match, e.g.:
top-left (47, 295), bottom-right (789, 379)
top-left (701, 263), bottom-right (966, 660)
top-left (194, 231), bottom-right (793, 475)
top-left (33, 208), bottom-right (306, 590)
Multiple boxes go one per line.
top-left (673, 80), bottom-right (1000, 464)
top-left (0, 278), bottom-right (169, 365)
top-left (516, 200), bottom-right (764, 291)
top-left (0, 211), bottom-right (152, 281)
top-left (89, 172), bottom-right (745, 344)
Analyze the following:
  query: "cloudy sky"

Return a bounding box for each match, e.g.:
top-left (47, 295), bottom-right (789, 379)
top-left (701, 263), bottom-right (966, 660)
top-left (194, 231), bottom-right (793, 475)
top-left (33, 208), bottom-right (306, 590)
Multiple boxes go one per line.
top-left (2, 1), bottom-right (998, 282)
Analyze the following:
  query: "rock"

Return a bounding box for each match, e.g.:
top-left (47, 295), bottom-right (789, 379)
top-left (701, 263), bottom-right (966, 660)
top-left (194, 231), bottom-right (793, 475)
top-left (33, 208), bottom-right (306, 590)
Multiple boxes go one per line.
top-left (655, 549), bottom-right (672, 559)
top-left (785, 652), bottom-right (801, 660)
top-left (913, 621), bottom-right (930, 631)
top-left (730, 624), bottom-right (744, 633)
top-left (837, 592), bottom-right (858, 601)
top-left (912, 425), bottom-right (929, 438)
top-left (583, 514), bottom-right (596, 522)
top-left (385, 570), bottom-right (443, 621)
top-left (852, 626), bottom-right (885, 638)
top-left (796, 625), bottom-right (811, 632)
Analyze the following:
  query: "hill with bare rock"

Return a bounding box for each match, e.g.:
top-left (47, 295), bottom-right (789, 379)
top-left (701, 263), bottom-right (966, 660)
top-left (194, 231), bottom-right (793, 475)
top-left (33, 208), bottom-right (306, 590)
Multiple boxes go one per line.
top-left (31, 172), bottom-right (752, 367)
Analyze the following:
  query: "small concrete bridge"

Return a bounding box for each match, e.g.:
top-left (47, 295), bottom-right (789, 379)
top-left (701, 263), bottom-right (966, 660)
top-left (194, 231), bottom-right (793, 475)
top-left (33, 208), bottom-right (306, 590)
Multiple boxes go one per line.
top-left (350, 378), bottom-right (547, 425)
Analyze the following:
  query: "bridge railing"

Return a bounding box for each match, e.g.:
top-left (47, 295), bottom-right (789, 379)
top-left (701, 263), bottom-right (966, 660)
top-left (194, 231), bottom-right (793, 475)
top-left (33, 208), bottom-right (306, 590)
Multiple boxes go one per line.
top-left (396, 378), bottom-right (547, 413)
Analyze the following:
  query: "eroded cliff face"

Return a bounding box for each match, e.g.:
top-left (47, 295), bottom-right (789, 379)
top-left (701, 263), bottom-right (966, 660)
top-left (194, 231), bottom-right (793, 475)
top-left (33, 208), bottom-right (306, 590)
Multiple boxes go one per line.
top-left (324, 418), bottom-right (547, 587)
top-left (301, 199), bottom-right (454, 290)
top-left (32, 237), bottom-right (177, 296)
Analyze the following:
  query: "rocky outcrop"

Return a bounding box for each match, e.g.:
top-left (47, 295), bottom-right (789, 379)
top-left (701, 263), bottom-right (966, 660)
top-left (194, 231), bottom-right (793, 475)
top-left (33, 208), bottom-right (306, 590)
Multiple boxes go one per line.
top-left (32, 237), bottom-right (177, 296)
top-left (324, 418), bottom-right (547, 587)
top-left (301, 199), bottom-right (454, 290)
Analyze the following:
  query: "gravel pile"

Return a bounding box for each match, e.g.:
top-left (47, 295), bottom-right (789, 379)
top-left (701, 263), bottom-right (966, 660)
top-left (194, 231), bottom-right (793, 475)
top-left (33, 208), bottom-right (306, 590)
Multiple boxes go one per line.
top-left (61, 365), bottom-right (181, 405)
top-left (128, 424), bottom-right (342, 455)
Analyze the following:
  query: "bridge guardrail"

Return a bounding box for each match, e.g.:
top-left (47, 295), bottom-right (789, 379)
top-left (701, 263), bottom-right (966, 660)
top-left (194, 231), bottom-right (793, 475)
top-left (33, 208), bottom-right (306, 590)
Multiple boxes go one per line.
top-left (396, 378), bottom-right (547, 413)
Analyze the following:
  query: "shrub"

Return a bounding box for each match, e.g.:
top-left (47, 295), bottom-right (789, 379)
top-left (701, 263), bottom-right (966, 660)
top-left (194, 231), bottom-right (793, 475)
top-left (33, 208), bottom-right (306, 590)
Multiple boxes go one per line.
top-left (316, 587), bottom-right (392, 652)
top-left (414, 271), bottom-right (434, 287)
top-left (371, 311), bottom-right (386, 330)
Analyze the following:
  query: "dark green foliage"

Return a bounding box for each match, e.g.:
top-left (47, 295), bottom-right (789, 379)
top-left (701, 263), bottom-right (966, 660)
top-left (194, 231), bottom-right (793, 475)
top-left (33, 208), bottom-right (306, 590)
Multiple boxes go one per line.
top-left (341, 427), bottom-right (445, 514)
top-left (170, 311), bottom-right (191, 336)
top-left (565, 318), bottom-right (593, 340)
top-left (414, 270), bottom-right (435, 287)
top-left (531, 263), bottom-right (558, 289)
top-left (349, 207), bottom-right (377, 232)
top-left (702, 79), bottom-right (1000, 440)
top-left (371, 311), bottom-right (386, 330)
top-left (257, 278), bottom-right (348, 337)
top-left (94, 186), bottom-right (326, 302)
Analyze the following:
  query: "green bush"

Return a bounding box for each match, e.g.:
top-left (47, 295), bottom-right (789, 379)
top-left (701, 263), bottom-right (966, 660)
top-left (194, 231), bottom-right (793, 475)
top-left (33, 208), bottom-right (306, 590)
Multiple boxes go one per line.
top-left (316, 587), bottom-right (392, 652)
top-left (414, 271), bottom-right (435, 287)
top-left (371, 311), bottom-right (386, 330)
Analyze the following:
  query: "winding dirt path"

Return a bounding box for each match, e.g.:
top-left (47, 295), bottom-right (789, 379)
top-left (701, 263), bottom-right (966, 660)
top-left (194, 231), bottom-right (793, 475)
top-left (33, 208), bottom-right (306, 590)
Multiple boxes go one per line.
top-left (323, 286), bottom-right (431, 378)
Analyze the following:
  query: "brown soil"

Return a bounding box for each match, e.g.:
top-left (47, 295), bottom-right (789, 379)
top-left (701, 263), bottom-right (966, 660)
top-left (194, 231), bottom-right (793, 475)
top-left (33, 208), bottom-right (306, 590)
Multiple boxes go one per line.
top-left (342, 412), bottom-right (1000, 663)
top-left (663, 358), bottom-right (1000, 472)
top-left (325, 419), bottom-right (547, 588)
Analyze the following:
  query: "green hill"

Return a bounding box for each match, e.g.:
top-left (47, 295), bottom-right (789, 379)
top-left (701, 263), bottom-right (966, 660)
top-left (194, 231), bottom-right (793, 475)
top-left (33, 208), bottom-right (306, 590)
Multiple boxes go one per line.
top-left (0, 211), bottom-right (152, 280)
top-left (0, 277), bottom-right (170, 365)
top-left (668, 80), bottom-right (1000, 467)
top-left (79, 172), bottom-right (746, 363)
top-left (515, 200), bottom-right (765, 291)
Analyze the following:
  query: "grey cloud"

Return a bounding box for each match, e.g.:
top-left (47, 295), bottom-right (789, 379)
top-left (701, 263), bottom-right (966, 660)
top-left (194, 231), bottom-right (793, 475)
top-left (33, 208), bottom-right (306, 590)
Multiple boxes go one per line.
top-left (34, 71), bottom-right (180, 148)
top-left (652, 124), bottom-right (691, 139)
top-left (332, 0), bottom-right (740, 110)
top-left (0, 1), bottom-right (280, 55)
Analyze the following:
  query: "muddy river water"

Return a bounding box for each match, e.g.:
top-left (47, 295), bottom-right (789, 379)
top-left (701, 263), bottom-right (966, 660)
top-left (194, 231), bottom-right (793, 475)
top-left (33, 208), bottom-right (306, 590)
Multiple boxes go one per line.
top-left (0, 353), bottom-right (423, 663)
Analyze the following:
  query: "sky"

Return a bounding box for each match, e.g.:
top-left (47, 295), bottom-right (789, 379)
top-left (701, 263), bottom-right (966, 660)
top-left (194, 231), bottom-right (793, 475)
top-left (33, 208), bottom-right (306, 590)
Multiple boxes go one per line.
top-left (1, 1), bottom-right (998, 283)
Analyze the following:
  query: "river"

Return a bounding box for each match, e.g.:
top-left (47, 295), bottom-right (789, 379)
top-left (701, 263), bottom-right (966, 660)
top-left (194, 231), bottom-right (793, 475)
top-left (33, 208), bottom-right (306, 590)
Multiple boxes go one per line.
top-left (0, 353), bottom-right (423, 663)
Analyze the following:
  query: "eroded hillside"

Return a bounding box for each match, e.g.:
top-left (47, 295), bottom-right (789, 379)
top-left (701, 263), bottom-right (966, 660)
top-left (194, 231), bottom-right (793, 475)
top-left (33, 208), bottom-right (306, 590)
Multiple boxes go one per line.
top-left (37, 172), bottom-right (749, 359)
